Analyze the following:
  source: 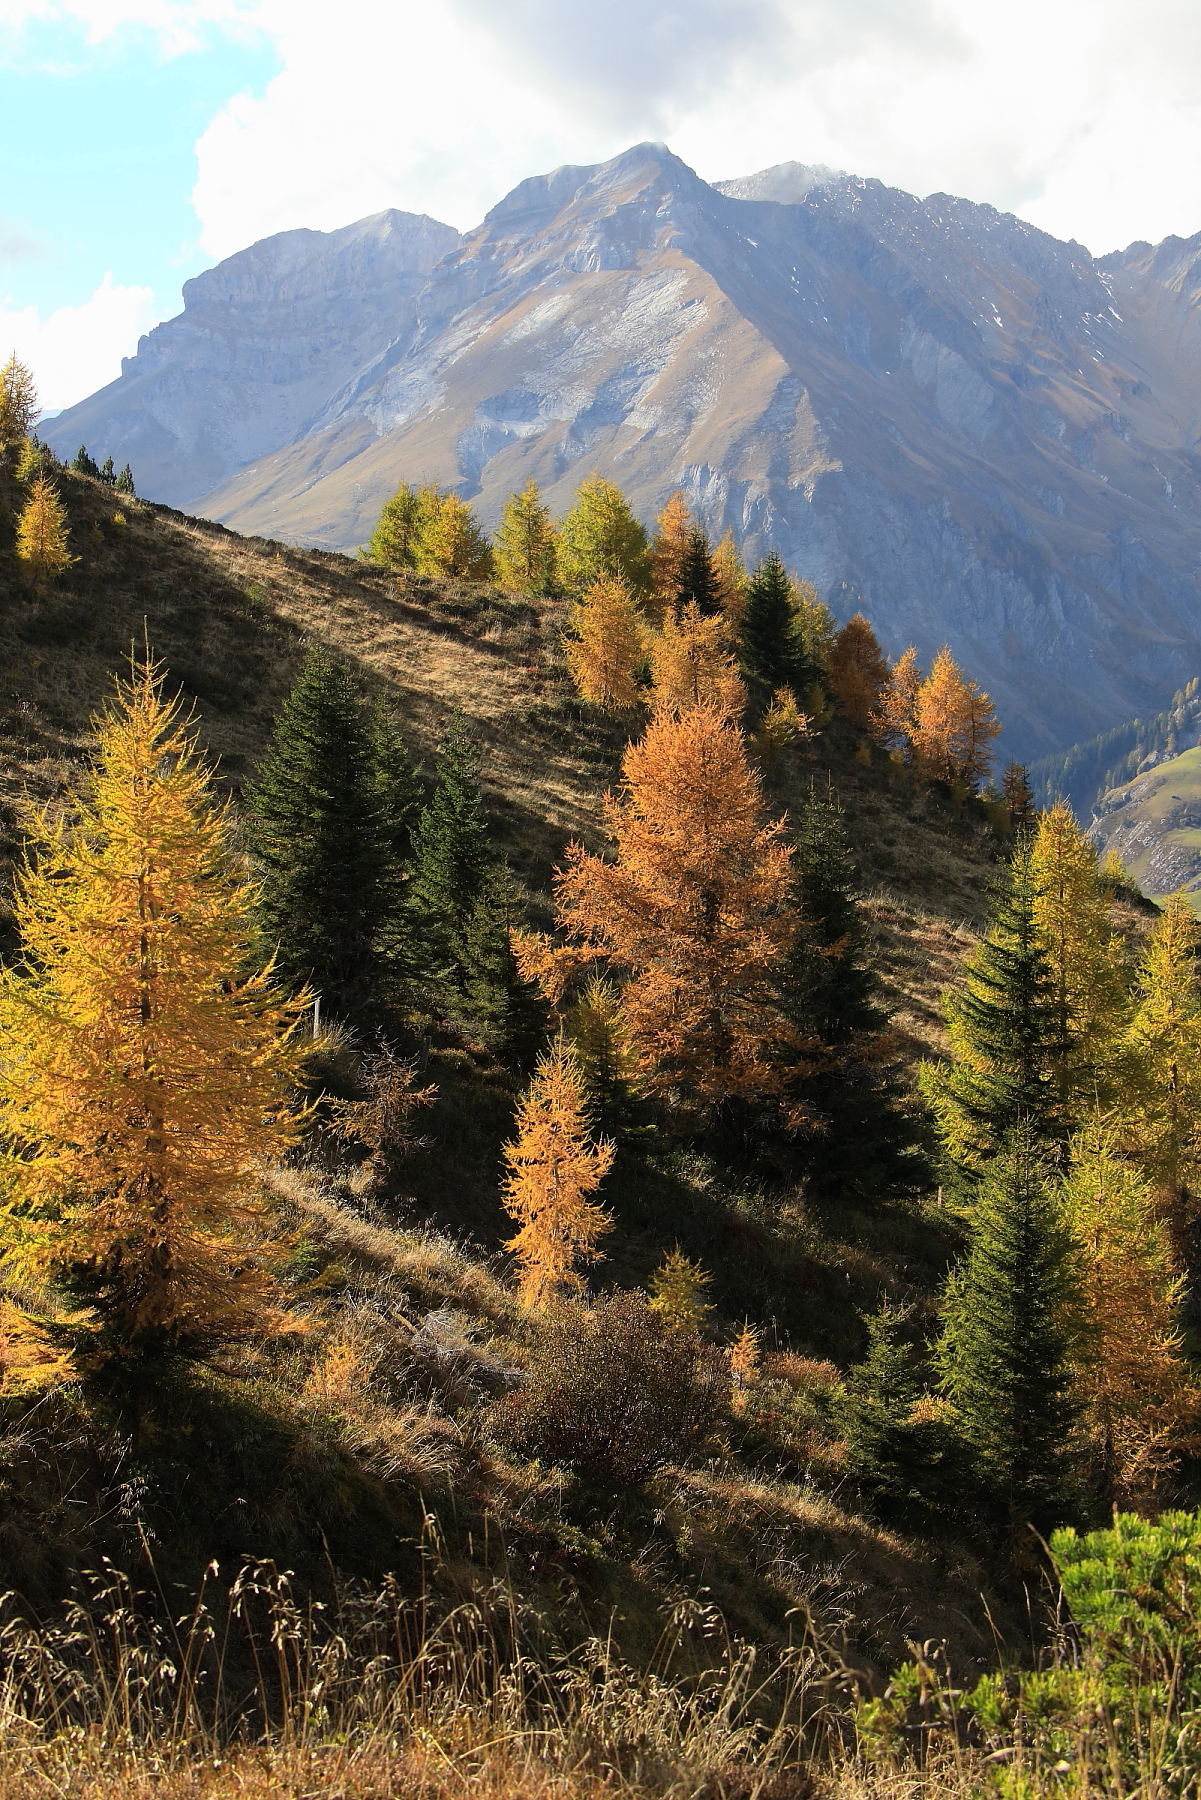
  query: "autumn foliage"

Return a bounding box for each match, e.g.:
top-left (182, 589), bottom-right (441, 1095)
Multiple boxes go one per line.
top-left (501, 1042), bottom-right (614, 1306)
top-left (564, 574), bottom-right (646, 711)
top-left (648, 601), bottom-right (745, 717)
top-left (0, 661), bottom-right (311, 1371)
top-left (537, 705), bottom-right (803, 1120)
top-left (826, 613), bottom-right (889, 727)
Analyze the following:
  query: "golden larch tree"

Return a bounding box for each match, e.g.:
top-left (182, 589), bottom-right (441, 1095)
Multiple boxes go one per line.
top-left (494, 479), bottom-right (557, 594)
top-left (16, 475), bottom-right (75, 588)
top-left (712, 530), bottom-right (749, 623)
top-left (826, 613), bottom-right (890, 727)
top-left (649, 600), bottom-right (745, 718)
top-left (1030, 802), bottom-right (1129, 1115)
top-left (0, 661), bottom-right (312, 1371)
top-left (501, 1041), bottom-right (614, 1306)
top-left (0, 351), bottom-right (38, 446)
top-left (418, 489), bottom-right (495, 580)
top-left (564, 573), bottom-right (647, 711)
top-left (1062, 1132), bottom-right (1199, 1505)
top-left (648, 1248), bottom-right (713, 1334)
top-left (648, 490), bottom-right (694, 623)
top-left (540, 705), bottom-right (802, 1119)
top-left (909, 646), bottom-right (999, 787)
top-left (557, 472), bottom-right (651, 598)
top-left (872, 645), bottom-right (922, 750)
top-left (1121, 891), bottom-right (1201, 1263)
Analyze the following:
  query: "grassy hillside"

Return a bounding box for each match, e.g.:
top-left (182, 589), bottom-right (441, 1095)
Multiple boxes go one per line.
top-left (2, 470), bottom-right (1198, 1799)
top-left (1091, 743), bottom-right (1201, 910)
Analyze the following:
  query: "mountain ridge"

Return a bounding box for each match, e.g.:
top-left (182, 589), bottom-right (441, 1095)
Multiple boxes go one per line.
top-left (45, 142), bottom-right (1201, 761)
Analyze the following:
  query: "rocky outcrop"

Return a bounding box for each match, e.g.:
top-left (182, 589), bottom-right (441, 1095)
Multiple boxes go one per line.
top-left (46, 144), bottom-right (1201, 760)
top-left (45, 209), bottom-right (461, 508)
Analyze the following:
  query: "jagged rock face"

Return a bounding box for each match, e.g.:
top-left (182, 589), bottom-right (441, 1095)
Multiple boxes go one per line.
top-left (46, 144), bottom-right (1201, 760)
top-left (44, 209), bottom-right (462, 509)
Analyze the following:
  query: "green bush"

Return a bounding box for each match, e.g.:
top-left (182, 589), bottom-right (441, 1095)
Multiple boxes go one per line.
top-left (857, 1510), bottom-right (1201, 1795)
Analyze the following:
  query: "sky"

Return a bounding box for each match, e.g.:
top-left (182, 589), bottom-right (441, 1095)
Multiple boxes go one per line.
top-left (4, 0), bottom-right (1201, 413)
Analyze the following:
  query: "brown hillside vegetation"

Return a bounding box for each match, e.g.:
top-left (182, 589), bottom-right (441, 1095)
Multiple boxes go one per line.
top-left (3, 467), bottom-right (1201, 1800)
top-left (0, 470), bottom-right (997, 975)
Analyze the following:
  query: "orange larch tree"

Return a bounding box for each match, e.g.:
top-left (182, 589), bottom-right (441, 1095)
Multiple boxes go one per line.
top-left (501, 1041), bottom-right (614, 1306)
top-left (649, 601), bottom-right (745, 718)
top-left (910, 645), bottom-right (1000, 788)
top-left (826, 613), bottom-right (890, 728)
top-left (871, 645), bottom-right (922, 751)
top-left (535, 705), bottom-right (803, 1122)
top-left (563, 574), bottom-right (647, 711)
top-left (648, 491), bottom-right (693, 625)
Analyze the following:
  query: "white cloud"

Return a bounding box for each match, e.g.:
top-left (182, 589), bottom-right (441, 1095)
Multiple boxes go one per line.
top-left (0, 0), bottom-right (258, 59)
top-left (182, 0), bottom-right (1201, 261)
top-left (0, 273), bottom-right (157, 412)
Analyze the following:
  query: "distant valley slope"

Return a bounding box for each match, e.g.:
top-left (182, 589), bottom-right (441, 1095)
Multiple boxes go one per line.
top-left (47, 144), bottom-right (1201, 761)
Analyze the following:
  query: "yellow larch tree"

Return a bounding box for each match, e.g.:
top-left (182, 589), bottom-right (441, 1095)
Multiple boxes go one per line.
top-left (536, 705), bottom-right (802, 1120)
top-left (872, 645), bottom-right (922, 751)
top-left (648, 600), bottom-right (746, 718)
top-left (564, 573), bottom-right (647, 711)
top-left (826, 613), bottom-right (890, 728)
top-left (909, 646), bottom-right (1000, 788)
top-left (648, 490), bottom-right (694, 624)
top-left (557, 472), bottom-right (651, 599)
top-left (494, 479), bottom-right (557, 594)
top-left (501, 1041), bottom-right (614, 1306)
top-left (790, 578), bottom-right (837, 677)
top-left (418, 488), bottom-right (495, 579)
top-left (1062, 1132), bottom-right (1199, 1505)
top-left (0, 351), bottom-right (39, 447)
top-left (712, 530), bottom-right (749, 624)
top-left (1120, 891), bottom-right (1201, 1263)
top-left (16, 475), bottom-right (75, 589)
top-left (0, 660), bottom-right (312, 1374)
top-left (648, 1248), bottom-right (713, 1334)
top-left (1030, 802), bottom-right (1129, 1116)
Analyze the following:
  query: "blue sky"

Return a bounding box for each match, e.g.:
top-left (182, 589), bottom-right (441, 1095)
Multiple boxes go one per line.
top-left (4, 0), bottom-right (1201, 414)
top-left (2, 17), bottom-right (278, 317)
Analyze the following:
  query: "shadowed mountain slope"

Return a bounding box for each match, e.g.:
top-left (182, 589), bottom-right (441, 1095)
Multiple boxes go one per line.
top-left (46, 143), bottom-right (1201, 761)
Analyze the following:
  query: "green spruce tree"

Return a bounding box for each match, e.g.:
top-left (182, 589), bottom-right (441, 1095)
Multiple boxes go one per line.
top-left (457, 868), bottom-right (549, 1071)
top-left (675, 527), bottom-right (721, 616)
top-left (71, 445), bottom-right (100, 478)
top-left (776, 785), bottom-right (925, 1194)
top-left (842, 1305), bottom-right (970, 1527)
top-left (410, 715), bottom-right (493, 990)
top-left (739, 551), bottom-right (810, 699)
top-left (922, 838), bottom-right (1064, 1179)
top-left (247, 652), bottom-right (409, 1017)
top-left (114, 463), bottom-right (135, 496)
top-left (937, 1132), bottom-right (1082, 1532)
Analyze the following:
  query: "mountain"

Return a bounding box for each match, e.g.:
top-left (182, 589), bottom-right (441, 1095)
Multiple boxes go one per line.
top-left (1090, 746), bottom-right (1201, 907)
top-left (45, 143), bottom-right (1201, 761)
top-left (45, 209), bottom-right (461, 508)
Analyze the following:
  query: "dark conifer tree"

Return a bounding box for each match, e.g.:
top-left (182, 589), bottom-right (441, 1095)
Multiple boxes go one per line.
top-left (775, 785), bottom-right (926, 1194)
top-left (410, 715), bottom-right (493, 989)
top-left (937, 1131), bottom-right (1082, 1532)
top-left (925, 837), bottom-right (1064, 1177)
top-left (674, 527), bottom-right (721, 617)
top-left (842, 1305), bottom-right (971, 1526)
top-left (71, 445), bottom-right (100, 478)
top-left (457, 869), bottom-right (549, 1071)
top-left (247, 651), bottom-right (408, 1017)
top-left (115, 464), bottom-right (136, 496)
top-left (1002, 761), bottom-right (1037, 832)
top-left (738, 551), bottom-right (810, 698)
top-left (99, 456), bottom-right (116, 486)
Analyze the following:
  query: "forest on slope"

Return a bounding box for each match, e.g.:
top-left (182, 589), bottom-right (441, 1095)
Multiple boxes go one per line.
top-left (3, 369), bottom-right (1201, 1798)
